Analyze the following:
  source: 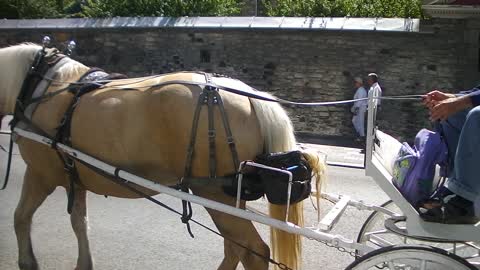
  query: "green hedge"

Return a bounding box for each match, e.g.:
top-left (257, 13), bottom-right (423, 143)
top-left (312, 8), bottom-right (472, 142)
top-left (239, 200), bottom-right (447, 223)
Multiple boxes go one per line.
top-left (1, 0), bottom-right (63, 19)
top-left (81, 0), bottom-right (241, 17)
top-left (0, 0), bottom-right (241, 19)
top-left (263, 0), bottom-right (423, 18)
top-left (0, 0), bottom-right (422, 19)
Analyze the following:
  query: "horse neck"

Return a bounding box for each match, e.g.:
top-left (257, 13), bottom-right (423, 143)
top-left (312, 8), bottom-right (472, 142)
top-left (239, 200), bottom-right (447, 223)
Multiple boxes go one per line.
top-left (0, 44), bottom-right (41, 114)
top-left (0, 44), bottom-right (88, 115)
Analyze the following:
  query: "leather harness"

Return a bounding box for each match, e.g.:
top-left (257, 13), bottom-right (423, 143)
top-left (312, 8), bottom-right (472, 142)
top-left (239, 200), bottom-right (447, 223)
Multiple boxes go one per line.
top-left (2, 48), bottom-right (66, 191)
top-left (10, 48), bottom-right (127, 213)
top-left (9, 48), bottom-right (242, 236)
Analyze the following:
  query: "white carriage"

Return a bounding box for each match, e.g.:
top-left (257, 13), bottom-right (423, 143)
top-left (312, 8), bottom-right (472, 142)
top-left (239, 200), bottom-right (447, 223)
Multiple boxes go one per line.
top-left (347, 89), bottom-right (480, 269)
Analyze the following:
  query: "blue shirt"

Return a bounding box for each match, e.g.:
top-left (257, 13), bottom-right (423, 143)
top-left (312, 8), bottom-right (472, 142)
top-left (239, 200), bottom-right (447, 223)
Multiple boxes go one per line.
top-left (459, 86), bottom-right (480, 107)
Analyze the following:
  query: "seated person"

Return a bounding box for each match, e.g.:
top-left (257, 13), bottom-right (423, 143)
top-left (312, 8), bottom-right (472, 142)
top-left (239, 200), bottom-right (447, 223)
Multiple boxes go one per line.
top-left (422, 87), bottom-right (480, 224)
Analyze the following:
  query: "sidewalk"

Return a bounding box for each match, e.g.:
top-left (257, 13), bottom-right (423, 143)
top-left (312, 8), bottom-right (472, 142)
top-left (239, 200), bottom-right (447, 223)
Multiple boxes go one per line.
top-left (298, 142), bottom-right (365, 169)
top-left (297, 134), bottom-right (365, 168)
top-left (0, 116), bottom-right (11, 133)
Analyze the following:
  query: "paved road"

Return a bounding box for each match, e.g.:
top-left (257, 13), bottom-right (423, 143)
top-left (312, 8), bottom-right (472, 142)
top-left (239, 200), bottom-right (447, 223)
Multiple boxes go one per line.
top-left (0, 122), bottom-right (389, 270)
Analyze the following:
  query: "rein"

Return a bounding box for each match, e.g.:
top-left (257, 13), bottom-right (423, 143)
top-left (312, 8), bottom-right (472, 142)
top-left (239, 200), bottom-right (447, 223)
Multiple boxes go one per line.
top-left (37, 73), bottom-right (426, 105)
top-left (1, 66), bottom-right (425, 192)
top-left (137, 79), bottom-right (425, 105)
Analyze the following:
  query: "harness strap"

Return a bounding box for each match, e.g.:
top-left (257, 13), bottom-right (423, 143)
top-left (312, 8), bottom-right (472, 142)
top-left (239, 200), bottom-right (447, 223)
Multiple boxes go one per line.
top-left (205, 74), bottom-right (217, 178)
top-left (4, 48), bottom-right (63, 190)
top-left (24, 57), bottom-right (70, 119)
top-left (183, 91), bottom-right (207, 178)
top-left (180, 73), bottom-right (243, 237)
top-left (181, 199), bottom-right (194, 238)
top-left (63, 153), bottom-right (79, 214)
top-left (53, 68), bottom-right (117, 214)
top-left (180, 176), bottom-right (235, 187)
top-left (214, 90), bottom-right (240, 171)
top-left (180, 89), bottom-right (208, 238)
top-left (1, 135), bottom-right (14, 190)
top-left (53, 84), bottom-right (83, 213)
top-left (12, 50), bottom-right (46, 129)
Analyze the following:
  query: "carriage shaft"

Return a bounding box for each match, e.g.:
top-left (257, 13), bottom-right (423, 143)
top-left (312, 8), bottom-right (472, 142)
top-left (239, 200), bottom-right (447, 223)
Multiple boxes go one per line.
top-left (14, 127), bottom-right (375, 256)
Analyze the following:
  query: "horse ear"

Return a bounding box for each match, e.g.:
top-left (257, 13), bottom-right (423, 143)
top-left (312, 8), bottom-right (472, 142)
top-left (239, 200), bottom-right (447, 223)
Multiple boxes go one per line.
top-left (41, 36), bottom-right (51, 48)
top-left (64, 40), bottom-right (76, 56)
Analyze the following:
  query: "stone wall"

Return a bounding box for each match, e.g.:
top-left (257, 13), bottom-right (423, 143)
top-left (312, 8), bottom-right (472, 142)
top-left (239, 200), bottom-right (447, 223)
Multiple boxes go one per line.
top-left (1, 18), bottom-right (478, 141)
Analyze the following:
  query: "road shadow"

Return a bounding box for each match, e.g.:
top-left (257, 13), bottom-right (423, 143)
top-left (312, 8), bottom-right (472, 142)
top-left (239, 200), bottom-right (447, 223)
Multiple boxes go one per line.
top-left (296, 133), bottom-right (364, 149)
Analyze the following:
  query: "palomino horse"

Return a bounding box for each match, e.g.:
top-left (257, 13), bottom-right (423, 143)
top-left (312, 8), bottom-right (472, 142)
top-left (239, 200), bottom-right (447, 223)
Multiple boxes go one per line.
top-left (0, 43), bottom-right (325, 270)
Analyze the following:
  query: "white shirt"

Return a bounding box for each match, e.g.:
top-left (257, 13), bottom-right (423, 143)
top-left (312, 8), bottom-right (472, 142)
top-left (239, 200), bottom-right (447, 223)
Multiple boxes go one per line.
top-left (352, 86), bottom-right (367, 110)
top-left (369, 82), bottom-right (382, 106)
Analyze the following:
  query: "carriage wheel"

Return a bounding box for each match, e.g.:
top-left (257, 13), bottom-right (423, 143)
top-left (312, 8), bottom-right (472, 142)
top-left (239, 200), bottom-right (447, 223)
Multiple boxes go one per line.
top-left (357, 200), bottom-right (403, 250)
top-left (356, 200), bottom-right (403, 255)
top-left (356, 200), bottom-right (480, 267)
top-left (346, 245), bottom-right (477, 270)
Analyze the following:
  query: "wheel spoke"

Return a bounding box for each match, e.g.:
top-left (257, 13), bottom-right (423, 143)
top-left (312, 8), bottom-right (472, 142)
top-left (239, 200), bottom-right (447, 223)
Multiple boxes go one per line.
top-left (420, 258), bottom-right (426, 270)
top-left (365, 229), bottom-right (391, 236)
top-left (387, 260), bottom-right (395, 269)
top-left (445, 243), bottom-right (465, 253)
top-left (369, 235), bottom-right (395, 247)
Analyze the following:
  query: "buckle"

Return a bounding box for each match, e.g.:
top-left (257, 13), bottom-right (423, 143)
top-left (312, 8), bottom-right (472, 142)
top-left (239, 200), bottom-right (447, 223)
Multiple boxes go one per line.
top-left (226, 137), bottom-right (235, 145)
top-left (64, 158), bottom-right (75, 171)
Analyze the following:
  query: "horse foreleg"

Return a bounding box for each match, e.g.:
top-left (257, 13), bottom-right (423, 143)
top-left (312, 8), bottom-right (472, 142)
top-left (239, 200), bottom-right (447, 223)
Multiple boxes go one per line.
top-left (14, 168), bottom-right (54, 270)
top-left (70, 187), bottom-right (93, 270)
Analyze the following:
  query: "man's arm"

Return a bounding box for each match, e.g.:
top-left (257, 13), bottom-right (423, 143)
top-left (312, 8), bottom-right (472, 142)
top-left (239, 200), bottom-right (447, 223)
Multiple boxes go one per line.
top-left (429, 94), bottom-right (473, 121)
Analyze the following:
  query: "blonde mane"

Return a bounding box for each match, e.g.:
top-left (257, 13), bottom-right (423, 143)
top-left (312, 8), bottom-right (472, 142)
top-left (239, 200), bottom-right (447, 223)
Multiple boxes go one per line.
top-left (0, 43), bottom-right (88, 114)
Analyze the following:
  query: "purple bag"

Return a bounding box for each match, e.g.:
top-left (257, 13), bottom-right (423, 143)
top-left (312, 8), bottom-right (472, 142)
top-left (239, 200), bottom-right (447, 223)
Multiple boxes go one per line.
top-left (392, 129), bottom-right (448, 207)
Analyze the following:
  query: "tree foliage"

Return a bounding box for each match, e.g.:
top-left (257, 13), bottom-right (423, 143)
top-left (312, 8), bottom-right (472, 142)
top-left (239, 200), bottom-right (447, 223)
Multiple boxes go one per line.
top-left (81, 0), bottom-right (241, 17)
top-left (263, 0), bottom-right (423, 18)
top-left (1, 0), bottom-right (63, 19)
top-left (0, 0), bottom-right (423, 19)
top-left (0, 0), bottom-right (241, 19)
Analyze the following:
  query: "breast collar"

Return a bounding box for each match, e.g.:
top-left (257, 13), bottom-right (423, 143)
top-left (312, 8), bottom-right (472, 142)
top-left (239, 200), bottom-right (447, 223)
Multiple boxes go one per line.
top-left (12, 48), bottom-right (66, 130)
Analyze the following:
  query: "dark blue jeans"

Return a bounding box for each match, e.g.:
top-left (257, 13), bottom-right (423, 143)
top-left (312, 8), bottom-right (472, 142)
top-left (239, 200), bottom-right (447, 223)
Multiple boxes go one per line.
top-left (441, 107), bottom-right (480, 202)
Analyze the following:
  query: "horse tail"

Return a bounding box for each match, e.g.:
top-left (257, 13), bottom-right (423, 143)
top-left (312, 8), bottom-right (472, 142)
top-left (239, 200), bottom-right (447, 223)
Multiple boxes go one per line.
top-left (249, 96), bottom-right (326, 270)
top-left (301, 149), bottom-right (327, 225)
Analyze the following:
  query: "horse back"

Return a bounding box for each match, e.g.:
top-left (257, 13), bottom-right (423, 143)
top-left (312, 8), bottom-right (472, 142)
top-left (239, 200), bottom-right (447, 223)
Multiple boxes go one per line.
top-left (19, 72), bottom-right (263, 197)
